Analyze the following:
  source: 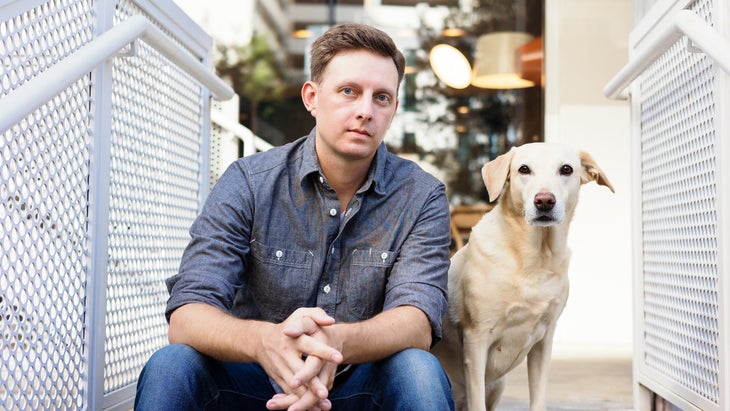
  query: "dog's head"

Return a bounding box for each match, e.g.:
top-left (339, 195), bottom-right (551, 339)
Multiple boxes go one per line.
top-left (481, 143), bottom-right (615, 226)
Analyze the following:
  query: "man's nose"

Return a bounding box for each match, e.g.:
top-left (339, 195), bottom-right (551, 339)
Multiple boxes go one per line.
top-left (356, 97), bottom-right (374, 121)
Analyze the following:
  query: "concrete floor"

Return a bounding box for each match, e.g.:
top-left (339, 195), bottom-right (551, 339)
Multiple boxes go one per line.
top-left (497, 357), bottom-right (634, 411)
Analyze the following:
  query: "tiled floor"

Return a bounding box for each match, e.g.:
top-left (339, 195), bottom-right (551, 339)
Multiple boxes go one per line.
top-left (497, 357), bottom-right (634, 411)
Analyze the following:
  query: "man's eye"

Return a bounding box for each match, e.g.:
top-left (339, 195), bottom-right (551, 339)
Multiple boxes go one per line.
top-left (376, 94), bottom-right (390, 103)
top-left (342, 88), bottom-right (354, 95)
top-left (518, 165), bottom-right (531, 174)
top-left (560, 165), bottom-right (574, 176)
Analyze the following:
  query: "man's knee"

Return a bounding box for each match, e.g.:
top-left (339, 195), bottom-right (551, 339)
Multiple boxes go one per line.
top-left (136, 344), bottom-right (214, 410)
top-left (392, 348), bottom-right (445, 372)
top-left (138, 344), bottom-right (210, 389)
top-left (387, 348), bottom-right (450, 387)
top-left (144, 344), bottom-right (203, 370)
top-left (382, 349), bottom-right (454, 409)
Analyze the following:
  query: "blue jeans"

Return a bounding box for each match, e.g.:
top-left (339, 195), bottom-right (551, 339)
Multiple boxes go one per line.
top-left (135, 344), bottom-right (454, 410)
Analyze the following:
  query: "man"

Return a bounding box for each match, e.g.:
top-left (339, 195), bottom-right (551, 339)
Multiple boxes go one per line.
top-left (135, 23), bottom-right (454, 411)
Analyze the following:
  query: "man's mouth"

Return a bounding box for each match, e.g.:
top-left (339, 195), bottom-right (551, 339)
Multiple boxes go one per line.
top-left (349, 128), bottom-right (371, 137)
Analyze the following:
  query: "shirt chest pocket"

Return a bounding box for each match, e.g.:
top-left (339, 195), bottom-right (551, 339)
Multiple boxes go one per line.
top-left (345, 248), bottom-right (397, 320)
top-left (249, 241), bottom-right (315, 322)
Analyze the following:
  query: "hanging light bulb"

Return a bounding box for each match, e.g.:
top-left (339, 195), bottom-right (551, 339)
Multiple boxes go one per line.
top-left (429, 44), bottom-right (472, 89)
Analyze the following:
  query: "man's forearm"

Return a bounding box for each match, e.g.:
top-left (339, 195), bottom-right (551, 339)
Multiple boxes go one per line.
top-left (169, 303), bottom-right (432, 367)
top-left (168, 302), bottom-right (266, 362)
top-left (333, 305), bottom-right (432, 364)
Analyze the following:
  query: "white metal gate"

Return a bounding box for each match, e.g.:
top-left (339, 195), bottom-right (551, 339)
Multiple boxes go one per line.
top-left (605, 0), bottom-right (730, 409)
top-left (0, 0), bottom-right (232, 409)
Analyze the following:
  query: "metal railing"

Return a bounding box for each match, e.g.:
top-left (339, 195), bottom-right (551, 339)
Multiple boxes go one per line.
top-left (604, 9), bottom-right (730, 100)
top-left (211, 109), bottom-right (274, 156)
top-left (0, 14), bottom-right (233, 135)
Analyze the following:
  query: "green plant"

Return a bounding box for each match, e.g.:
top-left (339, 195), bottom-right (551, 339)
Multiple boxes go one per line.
top-left (214, 33), bottom-right (288, 134)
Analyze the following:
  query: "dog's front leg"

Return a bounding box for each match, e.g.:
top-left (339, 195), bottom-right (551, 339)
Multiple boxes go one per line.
top-left (526, 325), bottom-right (557, 411)
top-left (462, 328), bottom-right (490, 411)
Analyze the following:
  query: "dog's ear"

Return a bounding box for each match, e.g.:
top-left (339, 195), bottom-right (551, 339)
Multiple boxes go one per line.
top-left (482, 149), bottom-right (515, 202)
top-left (579, 151), bottom-right (615, 192)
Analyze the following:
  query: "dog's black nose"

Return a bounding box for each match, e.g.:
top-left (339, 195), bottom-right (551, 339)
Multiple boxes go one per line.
top-left (534, 192), bottom-right (556, 211)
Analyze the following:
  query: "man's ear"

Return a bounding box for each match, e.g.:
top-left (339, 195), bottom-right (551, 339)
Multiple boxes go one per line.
top-left (301, 81), bottom-right (317, 117)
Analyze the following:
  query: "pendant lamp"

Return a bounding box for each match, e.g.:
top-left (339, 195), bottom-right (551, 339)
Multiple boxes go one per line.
top-left (471, 31), bottom-right (535, 89)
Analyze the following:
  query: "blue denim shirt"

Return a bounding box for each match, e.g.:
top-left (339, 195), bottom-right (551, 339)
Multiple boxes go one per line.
top-left (166, 130), bottom-right (451, 341)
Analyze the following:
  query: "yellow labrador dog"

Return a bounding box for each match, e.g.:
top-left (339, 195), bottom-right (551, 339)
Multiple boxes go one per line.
top-left (433, 143), bottom-right (614, 411)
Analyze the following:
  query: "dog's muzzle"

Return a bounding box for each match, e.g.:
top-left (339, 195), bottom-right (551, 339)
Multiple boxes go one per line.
top-left (529, 192), bottom-right (561, 225)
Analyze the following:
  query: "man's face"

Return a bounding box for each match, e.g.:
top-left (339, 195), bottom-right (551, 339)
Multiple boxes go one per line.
top-left (302, 50), bottom-right (400, 163)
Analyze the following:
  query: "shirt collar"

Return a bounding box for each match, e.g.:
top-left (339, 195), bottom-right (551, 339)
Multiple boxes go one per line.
top-left (298, 128), bottom-right (388, 196)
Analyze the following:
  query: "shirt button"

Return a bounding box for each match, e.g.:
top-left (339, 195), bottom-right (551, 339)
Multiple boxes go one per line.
top-left (275, 250), bottom-right (283, 258)
top-left (381, 252), bottom-right (388, 260)
top-left (329, 208), bottom-right (337, 217)
top-left (319, 176), bottom-right (324, 184)
top-left (323, 284), bottom-right (331, 294)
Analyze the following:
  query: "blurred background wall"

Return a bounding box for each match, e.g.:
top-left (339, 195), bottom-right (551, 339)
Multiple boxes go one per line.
top-left (545, 0), bottom-right (633, 358)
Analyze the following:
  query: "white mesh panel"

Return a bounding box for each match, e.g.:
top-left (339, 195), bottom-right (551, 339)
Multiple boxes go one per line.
top-left (1, 1), bottom-right (94, 409)
top-left (209, 122), bottom-right (225, 189)
top-left (100, 1), bottom-right (207, 395)
top-left (638, 0), bottom-right (720, 404)
top-left (210, 101), bottom-right (225, 189)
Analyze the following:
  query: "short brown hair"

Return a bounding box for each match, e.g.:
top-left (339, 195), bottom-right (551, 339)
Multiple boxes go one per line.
top-left (309, 23), bottom-right (405, 86)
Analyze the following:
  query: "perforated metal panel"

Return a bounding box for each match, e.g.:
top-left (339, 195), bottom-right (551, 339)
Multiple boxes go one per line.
top-left (2, 0), bottom-right (217, 409)
top-left (637, 0), bottom-right (721, 407)
top-left (210, 101), bottom-right (226, 189)
top-left (100, 0), bottom-right (207, 395)
top-left (1, 1), bottom-right (94, 410)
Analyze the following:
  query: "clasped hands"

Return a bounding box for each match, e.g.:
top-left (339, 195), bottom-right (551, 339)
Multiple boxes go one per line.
top-left (260, 307), bottom-right (344, 411)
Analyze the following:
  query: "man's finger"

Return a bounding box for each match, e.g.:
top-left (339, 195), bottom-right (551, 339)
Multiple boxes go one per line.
top-left (282, 312), bottom-right (335, 338)
top-left (292, 333), bottom-right (343, 364)
top-left (318, 361), bottom-right (338, 391)
top-left (266, 393), bottom-right (299, 410)
top-left (282, 315), bottom-right (318, 337)
top-left (291, 355), bottom-right (325, 392)
top-left (286, 389), bottom-right (331, 411)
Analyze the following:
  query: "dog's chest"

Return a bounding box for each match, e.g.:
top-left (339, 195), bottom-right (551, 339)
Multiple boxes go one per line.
top-left (481, 270), bottom-right (568, 372)
top-left (495, 271), bottom-right (566, 332)
top-left (463, 258), bottom-right (563, 324)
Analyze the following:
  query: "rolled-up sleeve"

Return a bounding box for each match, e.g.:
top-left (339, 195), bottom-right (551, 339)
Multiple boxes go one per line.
top-left (383, 182), bottom-right (451, 343)
top-left (165, 162), bottom-right (253, 322)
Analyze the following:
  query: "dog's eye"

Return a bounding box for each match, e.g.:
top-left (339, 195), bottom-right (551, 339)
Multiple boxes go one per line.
top-left (560, 165), bottom-right (574, 176)
top-left (518, 165), bottom-right (531, 175)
